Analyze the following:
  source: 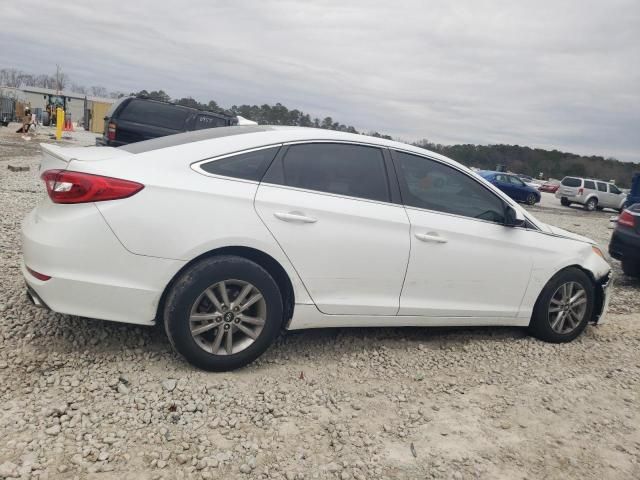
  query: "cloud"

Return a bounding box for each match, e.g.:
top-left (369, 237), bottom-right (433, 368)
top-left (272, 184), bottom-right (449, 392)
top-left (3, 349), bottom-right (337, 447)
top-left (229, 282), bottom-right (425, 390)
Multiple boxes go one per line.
top-left (2, 0), bottom-right (639, 161)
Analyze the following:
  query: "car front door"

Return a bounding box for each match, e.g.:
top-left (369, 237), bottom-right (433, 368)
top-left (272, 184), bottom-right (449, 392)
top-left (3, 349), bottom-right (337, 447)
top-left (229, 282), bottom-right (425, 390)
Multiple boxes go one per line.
top-left (391, 150), bottom-right (534, 318)
top-left (507, 175), bottom-right (527, 201)
top-left (254, 142), bottom-right (410, 315)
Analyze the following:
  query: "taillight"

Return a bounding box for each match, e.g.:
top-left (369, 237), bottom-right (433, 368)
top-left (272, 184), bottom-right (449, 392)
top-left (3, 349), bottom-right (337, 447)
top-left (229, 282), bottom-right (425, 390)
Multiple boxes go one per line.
top-left (26, 266), bottom-right (51, 281)
top-left (578, 188), bottom-right (584, 195)
top-left (618, 210), bottom-right (636, 228)
top-left (107, 122), bottom-right (116, 140)
top-left (41, 170), bottom-right (144, 204)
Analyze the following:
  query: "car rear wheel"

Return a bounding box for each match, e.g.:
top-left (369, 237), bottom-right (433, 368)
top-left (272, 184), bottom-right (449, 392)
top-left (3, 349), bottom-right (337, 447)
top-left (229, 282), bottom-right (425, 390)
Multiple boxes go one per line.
top-left (164, 255), bottom-right (283, 371)
top-left (560, 197), bottom-right (570, 206)
top-left (526, 193), bottom-right (537, 205)
top-left (585, 198), bottom-right (598, 211)
top-left (529, 268), bottom-right (594, 343)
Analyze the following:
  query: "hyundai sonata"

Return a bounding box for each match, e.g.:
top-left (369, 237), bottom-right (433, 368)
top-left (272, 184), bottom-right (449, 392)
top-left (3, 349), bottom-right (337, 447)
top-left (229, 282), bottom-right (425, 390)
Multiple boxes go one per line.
top-left (22, 126), bottom-right (612, 371)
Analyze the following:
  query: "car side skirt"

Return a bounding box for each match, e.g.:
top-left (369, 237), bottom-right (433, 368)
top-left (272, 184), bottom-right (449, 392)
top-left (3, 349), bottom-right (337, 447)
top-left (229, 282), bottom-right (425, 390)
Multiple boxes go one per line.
top-left (287, 304), bottom-right (529, 330)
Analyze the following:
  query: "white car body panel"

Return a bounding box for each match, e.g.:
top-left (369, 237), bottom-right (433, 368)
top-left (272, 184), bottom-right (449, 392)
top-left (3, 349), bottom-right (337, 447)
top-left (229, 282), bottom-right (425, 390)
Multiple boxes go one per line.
top-left (255, 183), bottom-right (410, 315)
top-left (400, 208), bottom-right (533, 317)
top-left (22, 126), bottom-right (612, 331)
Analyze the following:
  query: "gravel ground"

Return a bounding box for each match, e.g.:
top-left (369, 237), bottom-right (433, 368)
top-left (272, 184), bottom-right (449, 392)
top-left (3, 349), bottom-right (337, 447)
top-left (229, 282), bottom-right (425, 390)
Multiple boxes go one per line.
top-left (1, 125), bottom-right (639, 479)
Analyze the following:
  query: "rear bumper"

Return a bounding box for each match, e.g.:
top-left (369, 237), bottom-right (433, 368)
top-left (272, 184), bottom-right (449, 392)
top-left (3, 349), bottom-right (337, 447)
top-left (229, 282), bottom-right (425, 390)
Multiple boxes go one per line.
top-left (22, 202), bottom-right (185, 325)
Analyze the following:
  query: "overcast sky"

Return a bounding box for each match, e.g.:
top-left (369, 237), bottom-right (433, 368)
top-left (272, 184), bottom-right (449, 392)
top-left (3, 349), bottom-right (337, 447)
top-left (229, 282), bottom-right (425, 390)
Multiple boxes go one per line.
top-left (2, 1), bottom-right (639, 161)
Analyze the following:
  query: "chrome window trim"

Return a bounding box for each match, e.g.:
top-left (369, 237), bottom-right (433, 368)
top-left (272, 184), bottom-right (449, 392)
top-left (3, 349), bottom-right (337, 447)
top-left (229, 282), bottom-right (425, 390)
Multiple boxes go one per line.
top-left (258, 181), bottom-right (405, 209)
top-left (190, 143), bottom-right (283, 184)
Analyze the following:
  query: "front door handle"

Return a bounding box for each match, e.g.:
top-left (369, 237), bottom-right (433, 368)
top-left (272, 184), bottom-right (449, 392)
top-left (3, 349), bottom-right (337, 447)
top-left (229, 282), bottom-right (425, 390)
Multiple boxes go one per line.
top-left (415, 232), bottom-right (447, 243)
top-left (274, 211), bottom-right (317, 223)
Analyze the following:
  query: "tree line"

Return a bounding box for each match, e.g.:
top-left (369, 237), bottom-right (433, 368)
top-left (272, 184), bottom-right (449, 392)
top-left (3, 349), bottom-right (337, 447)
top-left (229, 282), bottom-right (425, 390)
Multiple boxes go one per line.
top-left (2, 67), bottom-right (637, 185)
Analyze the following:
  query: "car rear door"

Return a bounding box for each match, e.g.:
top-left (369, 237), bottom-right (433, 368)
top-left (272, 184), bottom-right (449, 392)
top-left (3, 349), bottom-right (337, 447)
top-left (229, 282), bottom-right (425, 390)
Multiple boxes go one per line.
top-left (254, 142), bottom-right (410, 315)
top-left (596, 182), bottom-right (610, 207)
top-left (391, 150), bottom-right (534, 318)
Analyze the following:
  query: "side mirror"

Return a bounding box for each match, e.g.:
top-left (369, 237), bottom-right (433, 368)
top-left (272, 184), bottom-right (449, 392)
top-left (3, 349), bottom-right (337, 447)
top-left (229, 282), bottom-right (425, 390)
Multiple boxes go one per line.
top-left (505, 205), bottom-right (526, 227)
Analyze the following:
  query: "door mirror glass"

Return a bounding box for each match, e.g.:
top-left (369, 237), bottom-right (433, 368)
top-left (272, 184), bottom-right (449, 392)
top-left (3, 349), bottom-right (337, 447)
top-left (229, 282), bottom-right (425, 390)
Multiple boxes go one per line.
top-left (504, 205), bottom-right (526, 227)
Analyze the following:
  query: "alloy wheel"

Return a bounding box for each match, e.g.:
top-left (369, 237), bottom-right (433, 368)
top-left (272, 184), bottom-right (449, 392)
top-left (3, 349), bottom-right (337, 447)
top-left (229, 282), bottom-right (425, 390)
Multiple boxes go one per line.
top-left (189, 279), bottom-right (266, 355)
top-left (547, 281), bottom-right (588, 334)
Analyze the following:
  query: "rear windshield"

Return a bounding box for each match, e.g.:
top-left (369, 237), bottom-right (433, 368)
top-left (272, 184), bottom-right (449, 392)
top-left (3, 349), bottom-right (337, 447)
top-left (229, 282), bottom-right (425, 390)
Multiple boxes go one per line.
top-left (118, 99), bottom-right (190, 130)
top-left (561, 177), bottom-right (582, 187)
top-left (119, 125), bottom-right (275, 154)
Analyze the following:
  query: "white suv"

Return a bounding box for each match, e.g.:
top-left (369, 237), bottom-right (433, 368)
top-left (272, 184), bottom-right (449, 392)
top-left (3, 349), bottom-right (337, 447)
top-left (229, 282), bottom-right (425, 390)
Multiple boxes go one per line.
top-left (556, 176), bottom-right (627, 211)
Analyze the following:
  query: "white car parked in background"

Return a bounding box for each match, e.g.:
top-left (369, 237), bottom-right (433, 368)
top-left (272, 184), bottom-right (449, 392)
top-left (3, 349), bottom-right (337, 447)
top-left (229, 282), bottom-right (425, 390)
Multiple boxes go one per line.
top-left (556, 176), bottom-right (627, 211)
top-left (23, 126), bottom-right (612, 371)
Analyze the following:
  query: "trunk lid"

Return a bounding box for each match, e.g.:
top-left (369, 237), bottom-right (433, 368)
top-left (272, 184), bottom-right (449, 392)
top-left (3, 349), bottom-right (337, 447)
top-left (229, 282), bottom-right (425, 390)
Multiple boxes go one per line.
top-left (39, 143), bottom-right (130, 173)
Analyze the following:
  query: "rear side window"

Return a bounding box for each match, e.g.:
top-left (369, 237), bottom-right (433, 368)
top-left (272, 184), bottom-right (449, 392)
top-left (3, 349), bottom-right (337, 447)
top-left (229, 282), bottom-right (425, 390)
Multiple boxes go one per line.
top-left (118, 99), bottom-right (190, 130)
top-left (584, 180), bottom-right (595, 190)
top-left (266, 143), bottom-right (390, 202)
top-left (597, 182), bottom-right (607, 192)
top-left (393, 151), bottom-right (505, 224)
top-left (561, 177), bottom-right (582, 187)
top-left (198, 147), bottom-right (279, 181)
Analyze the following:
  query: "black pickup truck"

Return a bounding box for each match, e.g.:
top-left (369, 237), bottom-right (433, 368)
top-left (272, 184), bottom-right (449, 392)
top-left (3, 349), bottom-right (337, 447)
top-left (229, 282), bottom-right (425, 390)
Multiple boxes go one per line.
top-left (609, 203), bottom-right (640, 277)
top-left (97, 97), bottom-right (237, 147)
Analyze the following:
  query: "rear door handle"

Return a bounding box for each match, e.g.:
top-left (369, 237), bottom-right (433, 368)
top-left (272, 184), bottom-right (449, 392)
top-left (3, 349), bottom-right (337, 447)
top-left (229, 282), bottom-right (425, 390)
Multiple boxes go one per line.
top-left (274, 211), bottom-right (317, 223)
top-left (415, 232), bottom-right (447, 243)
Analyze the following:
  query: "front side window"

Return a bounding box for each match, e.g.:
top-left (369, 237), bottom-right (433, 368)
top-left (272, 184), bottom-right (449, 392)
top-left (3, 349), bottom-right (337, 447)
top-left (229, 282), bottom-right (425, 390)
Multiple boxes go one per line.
top-left (507, 176), bottom-right (525, 186)
top-left (610, 184), bottom-right (621, 195)
top-left (597, 182), bottom-right (608, 192)
top-left (394, 151), bottom-right (505, 223)
top-left (199, 146), bottom-right (279, 181)
top-left (270, 143), bottom-right (390, 202)
top-left (584, 180), bottom-right (595, 190)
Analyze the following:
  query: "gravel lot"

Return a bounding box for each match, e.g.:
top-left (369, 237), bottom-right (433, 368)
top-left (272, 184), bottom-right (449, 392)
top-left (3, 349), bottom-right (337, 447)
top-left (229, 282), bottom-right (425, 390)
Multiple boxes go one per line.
top-left (1, 125), bottom-right (638, 480)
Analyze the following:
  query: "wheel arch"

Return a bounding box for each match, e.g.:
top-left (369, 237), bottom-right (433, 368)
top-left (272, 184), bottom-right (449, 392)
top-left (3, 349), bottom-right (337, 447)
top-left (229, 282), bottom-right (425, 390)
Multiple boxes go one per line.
top-left (531, 264), bottom-right (605, 325)
top-left (156, 246), bottom-right (295, 326)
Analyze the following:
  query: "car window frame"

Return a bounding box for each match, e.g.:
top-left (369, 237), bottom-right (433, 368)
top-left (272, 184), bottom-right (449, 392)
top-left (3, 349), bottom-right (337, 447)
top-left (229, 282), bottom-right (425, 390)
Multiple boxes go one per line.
top-left (261, 140), bottom-right (401, 205)
top-left (389, 149), bottom-right (527, 228)
top-left (597, 181), bottom-right (608, 192)
top-left (583, 180), bottom-right (596, 190)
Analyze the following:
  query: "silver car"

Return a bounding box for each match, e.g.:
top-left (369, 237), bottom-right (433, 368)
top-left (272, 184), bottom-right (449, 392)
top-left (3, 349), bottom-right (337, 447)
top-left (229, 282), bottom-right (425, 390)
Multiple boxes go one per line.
top-left (556, 176), bottom-right (627, 211)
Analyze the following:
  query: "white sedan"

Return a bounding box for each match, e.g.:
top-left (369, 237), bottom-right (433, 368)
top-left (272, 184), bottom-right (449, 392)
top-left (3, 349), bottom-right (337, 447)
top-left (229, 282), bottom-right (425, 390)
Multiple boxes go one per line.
top-left (22, 126), bottom-right (612, 371)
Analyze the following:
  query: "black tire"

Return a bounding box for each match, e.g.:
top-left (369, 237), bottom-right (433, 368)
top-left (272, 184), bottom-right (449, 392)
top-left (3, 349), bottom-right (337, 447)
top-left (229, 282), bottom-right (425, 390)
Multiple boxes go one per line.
top-left (164, 255), bottom-right (283, 371)
top-left (585, 198), bottom-right (598, 211)
top-left (526, 193), bottom-right (537, 205)
top-left (529, 268), bottom-right (595, 343)
top-left (560, 197), bottom-right (570, 206)
top-left (622, 258), bottom-right (640, 278)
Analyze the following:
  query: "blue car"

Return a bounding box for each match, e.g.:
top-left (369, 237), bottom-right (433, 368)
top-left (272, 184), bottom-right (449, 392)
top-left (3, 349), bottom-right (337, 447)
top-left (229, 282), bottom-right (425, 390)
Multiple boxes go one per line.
top-left (478, 171), bottom-right (541, 205)
top-left (624, 172), bottom-right (640, 208)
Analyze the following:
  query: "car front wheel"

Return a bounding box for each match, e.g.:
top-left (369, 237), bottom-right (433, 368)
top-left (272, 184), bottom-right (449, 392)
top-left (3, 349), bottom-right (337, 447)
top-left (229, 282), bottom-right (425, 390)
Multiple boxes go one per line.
top-left (164, 255), bottom-right (283, 371)
top-left (529, 268), bottom-right (594, 343)
top-left (526, 193), bottom-right (537, 205)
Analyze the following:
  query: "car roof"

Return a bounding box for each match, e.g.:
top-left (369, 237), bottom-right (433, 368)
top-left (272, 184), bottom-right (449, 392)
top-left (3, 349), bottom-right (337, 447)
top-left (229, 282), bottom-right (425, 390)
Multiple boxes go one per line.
top-left (120, 125), bottom-right (457, 166)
